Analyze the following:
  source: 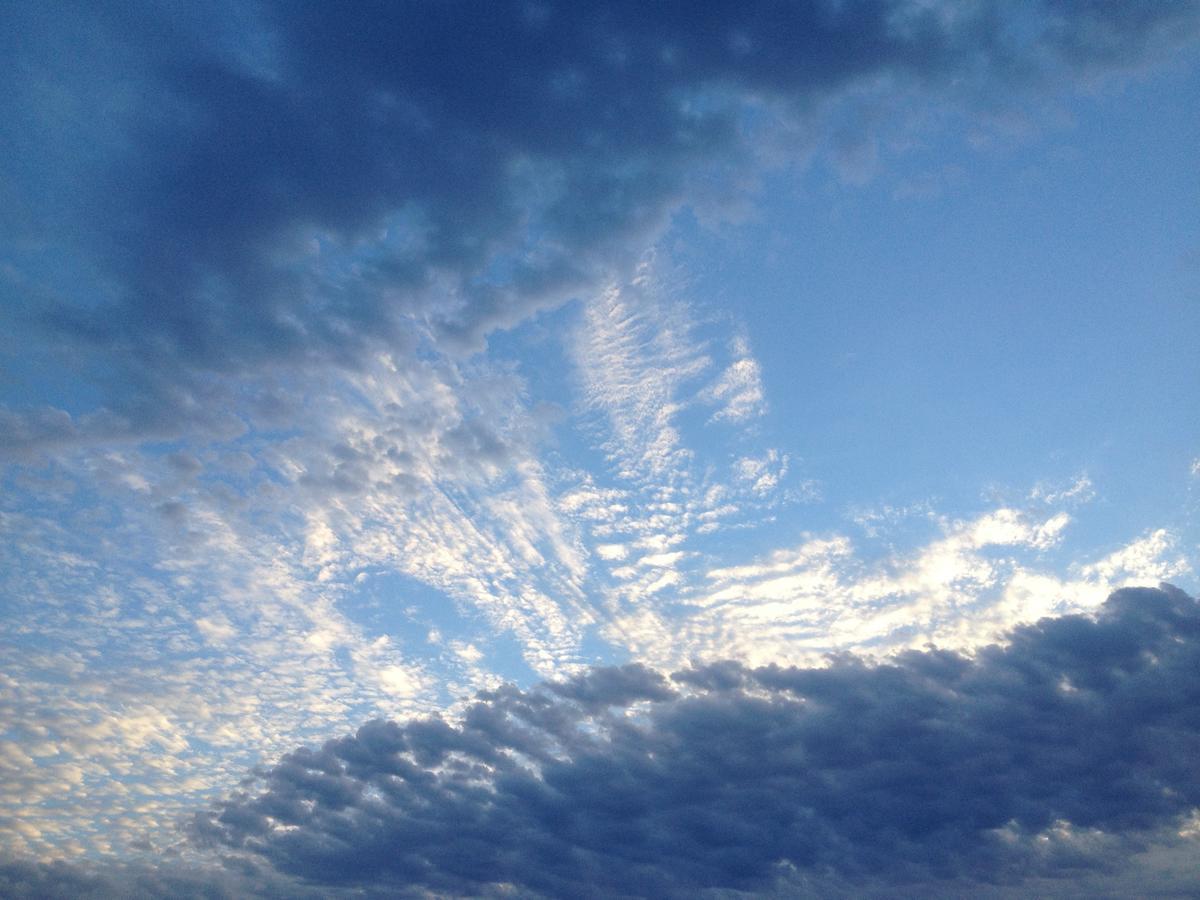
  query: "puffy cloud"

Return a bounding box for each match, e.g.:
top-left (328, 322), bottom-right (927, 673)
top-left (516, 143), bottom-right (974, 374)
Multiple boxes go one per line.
top-left (187, 586), bottom-right (1200, 897)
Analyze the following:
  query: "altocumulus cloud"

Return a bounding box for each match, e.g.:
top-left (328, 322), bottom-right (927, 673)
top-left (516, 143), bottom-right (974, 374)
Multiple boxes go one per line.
top-left (169, 585), bottom-right (1200, 897)
top-left (3, 3), bottom-right (1200, 897)
top-left (4, 0), bottom-right (1199, 451)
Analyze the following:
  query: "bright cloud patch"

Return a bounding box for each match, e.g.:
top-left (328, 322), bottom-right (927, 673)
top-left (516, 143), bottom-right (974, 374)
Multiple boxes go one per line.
top-left (701, 336), bottom-right (767, 423)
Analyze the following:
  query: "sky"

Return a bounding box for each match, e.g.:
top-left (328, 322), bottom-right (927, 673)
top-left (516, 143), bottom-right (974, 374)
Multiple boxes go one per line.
top-left (1, 1), bottom-right (1199, 896)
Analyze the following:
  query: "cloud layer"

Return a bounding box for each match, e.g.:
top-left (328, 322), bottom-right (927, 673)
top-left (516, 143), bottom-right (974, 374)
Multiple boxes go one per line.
top-left (187, 585), bottom-right (1200, 897)
top-left (3, 2), bottom-right (1199, 894)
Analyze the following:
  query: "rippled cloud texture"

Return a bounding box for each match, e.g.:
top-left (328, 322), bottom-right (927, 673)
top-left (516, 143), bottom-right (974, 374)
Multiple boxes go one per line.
top-left (192, 586), bottom-right (1200, 898)
top-left (6, 587), bottom-right (1200, 897)
top-left (2, 0), bottom-right (1199, 896)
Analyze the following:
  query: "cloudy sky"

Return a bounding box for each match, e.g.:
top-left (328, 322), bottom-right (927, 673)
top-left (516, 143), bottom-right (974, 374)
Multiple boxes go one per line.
top-left (2, 1), bottom-right (1199, 896)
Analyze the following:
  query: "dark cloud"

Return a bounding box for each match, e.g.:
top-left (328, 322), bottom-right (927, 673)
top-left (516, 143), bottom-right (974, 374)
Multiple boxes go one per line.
top-left (3, 1), bottom-right (1198, 450)
top-left (0, 856), bottom-right (308, 900)
top-left (179, 585), bottom-right (1200, 897)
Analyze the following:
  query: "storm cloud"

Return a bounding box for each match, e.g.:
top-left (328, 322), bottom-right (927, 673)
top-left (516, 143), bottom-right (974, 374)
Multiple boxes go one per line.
top-left (4, 0), bottom-right (1199, 450)
top-left (186, 585), bottom-right (1200, 896)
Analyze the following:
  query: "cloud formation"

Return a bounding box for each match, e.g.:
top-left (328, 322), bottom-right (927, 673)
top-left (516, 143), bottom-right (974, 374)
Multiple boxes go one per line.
top-left (189, 585), bottom-right (1200, 897)
top-left (4, 0), bottom-right (1199, 449)
top-left (3, 3), bottom-right (1198, 893)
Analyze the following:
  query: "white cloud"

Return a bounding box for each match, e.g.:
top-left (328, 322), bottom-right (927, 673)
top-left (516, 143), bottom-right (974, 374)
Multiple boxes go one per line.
top-left (733, 449), bottom-right (789, 496)
top-left (613, 507), bottom-right (1192, 672)
top-left (700, 335), bottom-right (766, 423)
top-left (1079, 529), bottom-right (1189, 585)
top-left (1029, 473), bottom-right (1095, 506)
top-left (572, 276), bottom-right (709, 483)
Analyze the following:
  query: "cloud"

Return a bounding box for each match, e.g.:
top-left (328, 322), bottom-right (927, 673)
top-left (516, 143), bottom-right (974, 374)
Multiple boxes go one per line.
top-left (733, 448), bottom-right (789, 495)
top-left (676, 508), bottom-right (1192, 669)
top-left (3, 2), bottom-right (1199, 890)
top-left (0, 272), bottom-right (797, 857)
top-left (573, 274), bottom-right (710, 483)
top-left (0, 357), bottom-right (601, 858)
top-left (4, 0), bottom-right (1198, 448)
top-left (701, 336), bottom-right (766, 423)
top-left (184, 585), bottom-right (1200, 897)
top-left (0, 857), bottom-right (313, 900)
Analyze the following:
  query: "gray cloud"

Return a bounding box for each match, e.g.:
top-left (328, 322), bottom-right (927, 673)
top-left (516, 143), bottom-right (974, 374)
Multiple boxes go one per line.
top-left (4, 1), bottom-right (1198, 451)
top-left (0, 856), bottom-right (327, 900)
top-left (180, 585), bottom-right (1200, 897)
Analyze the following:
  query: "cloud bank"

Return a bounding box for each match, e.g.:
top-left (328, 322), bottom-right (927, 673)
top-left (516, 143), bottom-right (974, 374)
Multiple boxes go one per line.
top-left (178, 585), bottom-right (1200, 897)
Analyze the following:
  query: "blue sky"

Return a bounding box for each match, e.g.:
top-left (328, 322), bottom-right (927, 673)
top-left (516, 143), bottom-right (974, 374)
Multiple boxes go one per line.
top-left (2, 2), bottom-right (1199, 896)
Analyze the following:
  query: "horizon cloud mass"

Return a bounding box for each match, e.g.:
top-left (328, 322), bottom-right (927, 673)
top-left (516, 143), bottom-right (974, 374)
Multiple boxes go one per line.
top-left (4, 585), bottom-right (1199, 897)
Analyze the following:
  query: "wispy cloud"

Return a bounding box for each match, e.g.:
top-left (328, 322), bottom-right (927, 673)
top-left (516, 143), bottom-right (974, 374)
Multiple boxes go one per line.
top-left (674, 508), bottom-right (1191, 669)
top-left (573, 274), bottom-right (710, 484)
top-left (700, 335), bottom-right (767, 423)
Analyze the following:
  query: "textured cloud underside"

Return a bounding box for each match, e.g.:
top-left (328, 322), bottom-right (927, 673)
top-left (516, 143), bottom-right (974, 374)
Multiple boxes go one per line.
top-left (178, 585), bottom-right (1200, 897)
